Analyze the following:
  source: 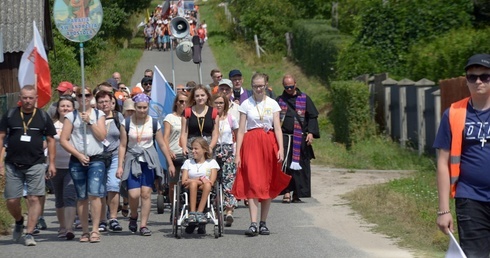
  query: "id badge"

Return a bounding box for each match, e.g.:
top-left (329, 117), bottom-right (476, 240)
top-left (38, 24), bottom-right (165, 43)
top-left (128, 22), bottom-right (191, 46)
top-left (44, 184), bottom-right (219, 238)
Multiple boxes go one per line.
top-left (102, 139), bottom-right (110, 147)
top-left (20, 135), bottom-right (31, 142)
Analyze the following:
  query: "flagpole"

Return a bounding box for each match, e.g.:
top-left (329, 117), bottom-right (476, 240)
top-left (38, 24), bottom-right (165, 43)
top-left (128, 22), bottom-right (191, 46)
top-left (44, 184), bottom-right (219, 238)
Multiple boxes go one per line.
top-left (170, 36), bottom-right (176, 90)
top-left (34, 74), bottom-right (38, 107)
top-left (197, 63), bottom-right (202, 84)
top-left (80, 42), bottom-right (87, 156)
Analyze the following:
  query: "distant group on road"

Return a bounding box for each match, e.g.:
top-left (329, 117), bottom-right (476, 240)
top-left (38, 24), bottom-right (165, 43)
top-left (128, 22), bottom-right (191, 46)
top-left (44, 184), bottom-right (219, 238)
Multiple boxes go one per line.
top-left (2, 59), bottom-right (319, 246)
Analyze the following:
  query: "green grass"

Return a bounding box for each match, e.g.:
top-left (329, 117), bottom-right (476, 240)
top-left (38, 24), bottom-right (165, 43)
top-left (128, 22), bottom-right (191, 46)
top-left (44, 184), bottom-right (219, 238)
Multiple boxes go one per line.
top-left (200, 1), bottom-right (443, 256)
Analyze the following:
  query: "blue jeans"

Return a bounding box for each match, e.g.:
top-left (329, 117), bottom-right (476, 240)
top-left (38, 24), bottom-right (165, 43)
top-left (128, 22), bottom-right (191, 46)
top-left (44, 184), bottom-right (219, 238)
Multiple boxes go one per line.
top-left (69, 159), bottom-right (107, 200)
top-left (456, 198), bottom-right (490, 258)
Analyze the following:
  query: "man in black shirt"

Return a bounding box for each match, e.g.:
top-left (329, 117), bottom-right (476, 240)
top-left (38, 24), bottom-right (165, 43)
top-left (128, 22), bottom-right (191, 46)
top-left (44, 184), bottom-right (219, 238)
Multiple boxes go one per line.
top-left (0, 85), bottom-right (56, 246)
top-left (277, 75), bottom-right (320, 203)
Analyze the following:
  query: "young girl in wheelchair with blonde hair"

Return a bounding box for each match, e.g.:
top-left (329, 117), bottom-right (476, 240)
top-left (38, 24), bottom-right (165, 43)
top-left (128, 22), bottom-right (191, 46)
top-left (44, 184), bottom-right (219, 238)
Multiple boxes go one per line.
top-left (181, 137), bottom-right (219, 226)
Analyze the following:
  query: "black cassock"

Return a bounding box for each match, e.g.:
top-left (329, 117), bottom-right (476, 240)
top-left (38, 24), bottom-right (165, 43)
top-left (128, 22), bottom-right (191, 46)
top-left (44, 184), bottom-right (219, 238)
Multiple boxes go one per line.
top-left (277, 89), bottom-right (320, 198)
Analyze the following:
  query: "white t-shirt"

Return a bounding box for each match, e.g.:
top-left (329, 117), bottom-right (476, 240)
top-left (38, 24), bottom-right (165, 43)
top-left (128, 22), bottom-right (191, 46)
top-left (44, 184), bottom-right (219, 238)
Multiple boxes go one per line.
top-left (218, 115), bottom-right (238, 144)
top-left (182, 158), bottom-right (220, 179)
top-left (122, 116), bottom-right (161, 149)
top-left (65, 109), bottom-right (105, 156)
top-left (228, 101), bottom-right (240, 123)
top-left (53, 120), bottom-right (71, 169)
top-left (238, 96), bottom-right (280, 131)
top-left (163, 113), bottom-right (183, 154)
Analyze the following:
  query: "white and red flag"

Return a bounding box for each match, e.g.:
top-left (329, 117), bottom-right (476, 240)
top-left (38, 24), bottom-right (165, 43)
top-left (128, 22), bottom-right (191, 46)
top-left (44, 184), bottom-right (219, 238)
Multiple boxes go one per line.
top-left (18, 21), bottom-right (51, 108)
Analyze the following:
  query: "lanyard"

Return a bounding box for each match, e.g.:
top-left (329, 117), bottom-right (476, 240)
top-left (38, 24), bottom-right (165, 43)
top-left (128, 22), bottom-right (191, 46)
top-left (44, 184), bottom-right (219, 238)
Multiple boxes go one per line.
top-left (20, 109), bottom-right (37, 135)
top-left (254, 96), bottom-right (266, 121)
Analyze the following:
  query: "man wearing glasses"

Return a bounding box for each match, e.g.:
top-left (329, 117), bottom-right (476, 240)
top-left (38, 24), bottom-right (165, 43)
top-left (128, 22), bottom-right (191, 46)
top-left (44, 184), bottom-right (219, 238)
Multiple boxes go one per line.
top-left (218, 79), bottom-right (240, 121)
top-left (277, 74), bottom-right (319, 204)
top-left (141, 77), bottom-right (152, 96)
top-left (229, 69), bottom-right (275, 105)
top-left (435, 53), bottom-right (490, 258)
top-left (208, 68), bottom-right (222, 93)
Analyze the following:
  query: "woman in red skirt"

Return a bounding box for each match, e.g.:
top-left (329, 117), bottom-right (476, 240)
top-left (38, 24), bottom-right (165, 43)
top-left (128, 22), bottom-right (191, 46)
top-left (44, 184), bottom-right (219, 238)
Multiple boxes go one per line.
top-left (232, 73), bottom-right (291, 236)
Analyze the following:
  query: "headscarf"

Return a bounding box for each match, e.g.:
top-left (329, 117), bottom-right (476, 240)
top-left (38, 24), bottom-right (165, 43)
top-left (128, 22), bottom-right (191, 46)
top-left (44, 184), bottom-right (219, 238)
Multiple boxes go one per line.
top-left (133, 93), bottom-right (151, 103)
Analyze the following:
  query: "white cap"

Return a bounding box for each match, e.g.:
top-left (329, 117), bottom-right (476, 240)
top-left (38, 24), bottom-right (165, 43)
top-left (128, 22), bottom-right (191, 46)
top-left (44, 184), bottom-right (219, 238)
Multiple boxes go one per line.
top-left (163, 20), bottom-right (168, 25)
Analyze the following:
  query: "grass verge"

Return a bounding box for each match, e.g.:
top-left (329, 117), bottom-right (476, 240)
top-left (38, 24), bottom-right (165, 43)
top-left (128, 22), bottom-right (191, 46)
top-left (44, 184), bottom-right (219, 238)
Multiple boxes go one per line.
top-left (199, 1), bottom-right (444, 256)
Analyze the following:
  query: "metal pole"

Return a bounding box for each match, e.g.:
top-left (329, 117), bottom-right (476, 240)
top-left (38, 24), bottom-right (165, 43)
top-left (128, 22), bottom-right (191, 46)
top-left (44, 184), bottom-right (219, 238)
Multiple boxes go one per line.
top-left (198, 63), bottom-right (202, 84)
top-left (170, 36), bottom-right (176, 91)
top-left (80, 42), bottom-right (87, 156)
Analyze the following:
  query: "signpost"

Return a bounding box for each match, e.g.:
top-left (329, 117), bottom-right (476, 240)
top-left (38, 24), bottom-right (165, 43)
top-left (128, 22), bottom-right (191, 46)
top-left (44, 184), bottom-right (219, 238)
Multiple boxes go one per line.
top-left (53, 0), bottom-right (103, 155)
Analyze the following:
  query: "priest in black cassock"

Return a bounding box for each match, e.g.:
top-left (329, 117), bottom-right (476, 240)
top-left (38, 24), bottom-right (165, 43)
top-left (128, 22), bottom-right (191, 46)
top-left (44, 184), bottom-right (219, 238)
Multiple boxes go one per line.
top-left (277, 74), bottom-right (320, 203)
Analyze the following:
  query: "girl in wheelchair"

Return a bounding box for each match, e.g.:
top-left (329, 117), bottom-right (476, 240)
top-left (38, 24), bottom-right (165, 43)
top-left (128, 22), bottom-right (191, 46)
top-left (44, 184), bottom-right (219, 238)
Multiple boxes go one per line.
top-left (181, 137), bottom-right (219, 225)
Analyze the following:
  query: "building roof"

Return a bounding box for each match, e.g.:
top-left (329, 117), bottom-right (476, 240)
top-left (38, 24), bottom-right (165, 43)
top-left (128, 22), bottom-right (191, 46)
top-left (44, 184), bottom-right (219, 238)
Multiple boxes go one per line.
top-left (1, 0), bottom-right (52, 53)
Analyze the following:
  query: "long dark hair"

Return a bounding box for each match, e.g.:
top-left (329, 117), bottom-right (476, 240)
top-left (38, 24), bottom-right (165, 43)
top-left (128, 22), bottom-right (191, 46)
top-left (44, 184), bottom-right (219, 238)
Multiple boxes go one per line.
top-left (53, 96), bottom-right (75, 122)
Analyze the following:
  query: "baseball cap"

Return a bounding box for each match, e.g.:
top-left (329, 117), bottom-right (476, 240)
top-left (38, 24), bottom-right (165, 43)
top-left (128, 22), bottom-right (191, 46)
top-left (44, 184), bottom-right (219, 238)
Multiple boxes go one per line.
top-left (131, 87), bottom-right (143, 96)
top-left (229, 69), bottom-right (242, 78)
top-left (141, 77), bottom-right (152, 85)
top-left (57, 81), bottom-right (73, 91)
top-left (465, 54), bottom-right (490, 71)
top-left (218, 79), bottom-right (232, 88)
top-left (106, 78), bottom-right (118, 90)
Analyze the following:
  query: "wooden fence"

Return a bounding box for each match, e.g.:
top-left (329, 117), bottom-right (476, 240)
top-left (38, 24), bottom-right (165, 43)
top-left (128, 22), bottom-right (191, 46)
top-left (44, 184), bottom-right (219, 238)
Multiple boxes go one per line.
top-left (357, 74), bottom-right (468, 155)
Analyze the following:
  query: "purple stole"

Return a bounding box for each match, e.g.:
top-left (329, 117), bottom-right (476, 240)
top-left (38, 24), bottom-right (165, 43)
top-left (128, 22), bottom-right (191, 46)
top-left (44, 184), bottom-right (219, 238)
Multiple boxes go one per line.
top-left (278, 93), bottom-right (306, 170)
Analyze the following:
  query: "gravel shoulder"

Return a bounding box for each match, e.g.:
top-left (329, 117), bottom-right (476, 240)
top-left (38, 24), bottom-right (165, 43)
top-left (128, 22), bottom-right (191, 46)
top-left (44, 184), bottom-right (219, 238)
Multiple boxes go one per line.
top-left (304, 165), bottom-right (416, 258)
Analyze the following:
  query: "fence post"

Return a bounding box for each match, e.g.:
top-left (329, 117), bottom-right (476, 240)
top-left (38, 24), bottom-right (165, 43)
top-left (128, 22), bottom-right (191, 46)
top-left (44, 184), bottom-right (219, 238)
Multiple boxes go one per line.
top-left (433, 89), bottom-right (441, 138)
top-left (414, 78), bottom-right (435, 155)
top-left (382, 78), bottom-right (398, 137)
top-left (285, 32), bottom-right (293, 58)
top-left (368, 76), bottom-right (375, 120)
top-left (398, 79), bottom-right (415, 148)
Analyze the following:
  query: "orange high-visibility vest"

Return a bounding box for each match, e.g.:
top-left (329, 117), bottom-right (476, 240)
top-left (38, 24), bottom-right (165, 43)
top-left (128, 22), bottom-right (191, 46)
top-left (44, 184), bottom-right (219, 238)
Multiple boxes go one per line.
top-left (448, 97), bottom-right (470, 198)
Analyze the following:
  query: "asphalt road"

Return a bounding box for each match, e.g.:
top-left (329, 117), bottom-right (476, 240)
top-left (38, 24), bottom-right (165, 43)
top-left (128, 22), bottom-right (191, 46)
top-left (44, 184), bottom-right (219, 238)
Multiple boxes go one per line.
top-left (0, 189), bottom-right (366, 258)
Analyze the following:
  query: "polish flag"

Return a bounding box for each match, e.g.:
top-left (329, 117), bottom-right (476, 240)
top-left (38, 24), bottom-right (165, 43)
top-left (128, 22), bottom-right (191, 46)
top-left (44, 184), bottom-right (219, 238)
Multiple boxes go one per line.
top-left (18, 21), bottom-right (51, 108)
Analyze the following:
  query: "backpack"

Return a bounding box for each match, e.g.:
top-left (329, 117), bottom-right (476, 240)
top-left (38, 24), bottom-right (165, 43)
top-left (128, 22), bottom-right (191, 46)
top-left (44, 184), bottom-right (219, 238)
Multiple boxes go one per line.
top-left (106, 111), bottom-right (121, 132)
top-left (124, 116), bottom-right (158, 143)
top-left (184, 107), bottom-right (218, 120)
top-left (72, 109), bottom-right (100, 125)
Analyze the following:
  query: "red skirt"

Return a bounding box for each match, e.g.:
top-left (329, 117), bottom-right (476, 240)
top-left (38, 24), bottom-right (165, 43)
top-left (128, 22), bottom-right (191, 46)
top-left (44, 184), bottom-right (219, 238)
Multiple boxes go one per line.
top-left (232, 129), bottom-right (291, 201)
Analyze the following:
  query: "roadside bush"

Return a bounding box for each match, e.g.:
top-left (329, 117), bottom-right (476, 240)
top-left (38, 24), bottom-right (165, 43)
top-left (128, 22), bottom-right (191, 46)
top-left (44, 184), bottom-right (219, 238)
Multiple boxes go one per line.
top-left (291, 20), bottom-right (347, 83)
top-left (406, 27), bottom-right (490, 82)
top-left (329, 81), bottom-right (376, 147)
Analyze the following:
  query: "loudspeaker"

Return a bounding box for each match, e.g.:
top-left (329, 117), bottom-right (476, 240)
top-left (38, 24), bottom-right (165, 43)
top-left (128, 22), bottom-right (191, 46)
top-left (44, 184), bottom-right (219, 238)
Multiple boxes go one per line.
top-left (175, 41), bottom-right (193, 62)
top-left (170, 17), bottom-right (190, 39)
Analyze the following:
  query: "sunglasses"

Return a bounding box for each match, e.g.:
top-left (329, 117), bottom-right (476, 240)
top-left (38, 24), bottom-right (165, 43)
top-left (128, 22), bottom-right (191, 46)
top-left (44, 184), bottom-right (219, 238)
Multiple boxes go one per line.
top-left (77, 94), bottom-right (92, 98)
top-left (284, 85), bottom-right (295, 90)
top-left (466, 74), bottom-right (490, 83)
top-left (178, 100), bottom-right (186, 104)
top-left (143, 83), bottom-right (152, 86)
top-left (59, 95), bottom-right (74, 101)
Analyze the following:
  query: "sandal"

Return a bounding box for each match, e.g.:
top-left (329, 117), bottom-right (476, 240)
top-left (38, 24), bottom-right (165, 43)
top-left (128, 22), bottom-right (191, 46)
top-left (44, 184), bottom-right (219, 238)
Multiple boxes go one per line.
top-left (245, 224), bottom-right (258, 237)
top-left (282, 194), bottom-right (291, 204)
top-left (139, 226), bottom-right (152, 236)
top-left (89, 231), bottom-right (101, 243)
top-left (66, 232), bottom-right (75, 240)
top-left (121, 202), bottom-right (129, 218)
top-left (79, 232), bottom-right (90, 243)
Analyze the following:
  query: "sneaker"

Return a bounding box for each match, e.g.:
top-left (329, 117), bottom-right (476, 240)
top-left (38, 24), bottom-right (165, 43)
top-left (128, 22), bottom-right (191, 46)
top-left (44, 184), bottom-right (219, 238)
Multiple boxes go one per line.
top-left (13, 223), bottom-right (24, 242)
top-left (197, 224), bottom-right (206, 234)
top-left (245, 224), bottom-right (258, 237)
top-left (187, 213), bottom-right (197, 224)
top-left (37, 217), bottom-right (47, 230)
top-left (259, 221), bottom-right (270, 235)
top-left (74, 219), bottom-right (82, 230)
top-left (109, 219), bottom-right (122, 232)
top-left (32, 226), bottom-right (40, 236)
top-left (98, 222), bottom-right (107, 232)
top-left (139, 227), bottom-right (152, 236)
top-left (225, 214), bottom-right (234, 227)
top-left (24, 234), bottom-right (36, 246)
top-left (129, 217), bottom-right (138, 233)
top-left (197, 212), bottom-right (207, 224)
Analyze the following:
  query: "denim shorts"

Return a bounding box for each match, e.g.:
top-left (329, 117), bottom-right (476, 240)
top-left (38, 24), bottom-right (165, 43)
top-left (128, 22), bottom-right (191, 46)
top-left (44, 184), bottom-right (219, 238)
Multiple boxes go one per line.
top-left (106, 155), bottom-right (121, 192)
top-left (127, 162), bottom-right (155, 190)
top-left (69, 158), bottom-right (107, 200)
top-left (4, 163), bottom-right (46, 199)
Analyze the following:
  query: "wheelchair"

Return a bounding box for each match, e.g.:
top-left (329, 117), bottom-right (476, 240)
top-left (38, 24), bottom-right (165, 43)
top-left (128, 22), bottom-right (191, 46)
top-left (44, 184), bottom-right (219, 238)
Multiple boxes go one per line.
top-left (171, 178), bottom-right (224, 239)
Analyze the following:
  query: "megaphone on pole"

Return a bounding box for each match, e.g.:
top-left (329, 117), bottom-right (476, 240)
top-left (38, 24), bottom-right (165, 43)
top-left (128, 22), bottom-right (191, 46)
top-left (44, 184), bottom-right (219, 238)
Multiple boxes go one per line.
top-left (175, 41), bottom-right (193, 62)
top-left (170, 17), bottom-right (190, 39)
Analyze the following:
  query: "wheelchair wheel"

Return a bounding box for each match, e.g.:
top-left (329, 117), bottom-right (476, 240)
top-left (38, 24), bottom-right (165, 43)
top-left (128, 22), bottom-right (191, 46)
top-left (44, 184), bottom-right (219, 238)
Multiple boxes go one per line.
top-left (214, 225), bottom-right (219, 239)
top-left (157, 194), bottom-right (165, 214)
top-left (172, 183), bottom-right (181, 238)
top-left (177, 225), bottom-right (182, 239)
top-left (215, 183), bottom-right (224, 237)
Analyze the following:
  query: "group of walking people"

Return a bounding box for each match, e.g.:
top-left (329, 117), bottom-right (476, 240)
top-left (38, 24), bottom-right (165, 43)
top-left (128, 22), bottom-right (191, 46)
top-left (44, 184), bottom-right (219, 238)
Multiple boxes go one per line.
top-left (1, 69), bottom-right (320, 245)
